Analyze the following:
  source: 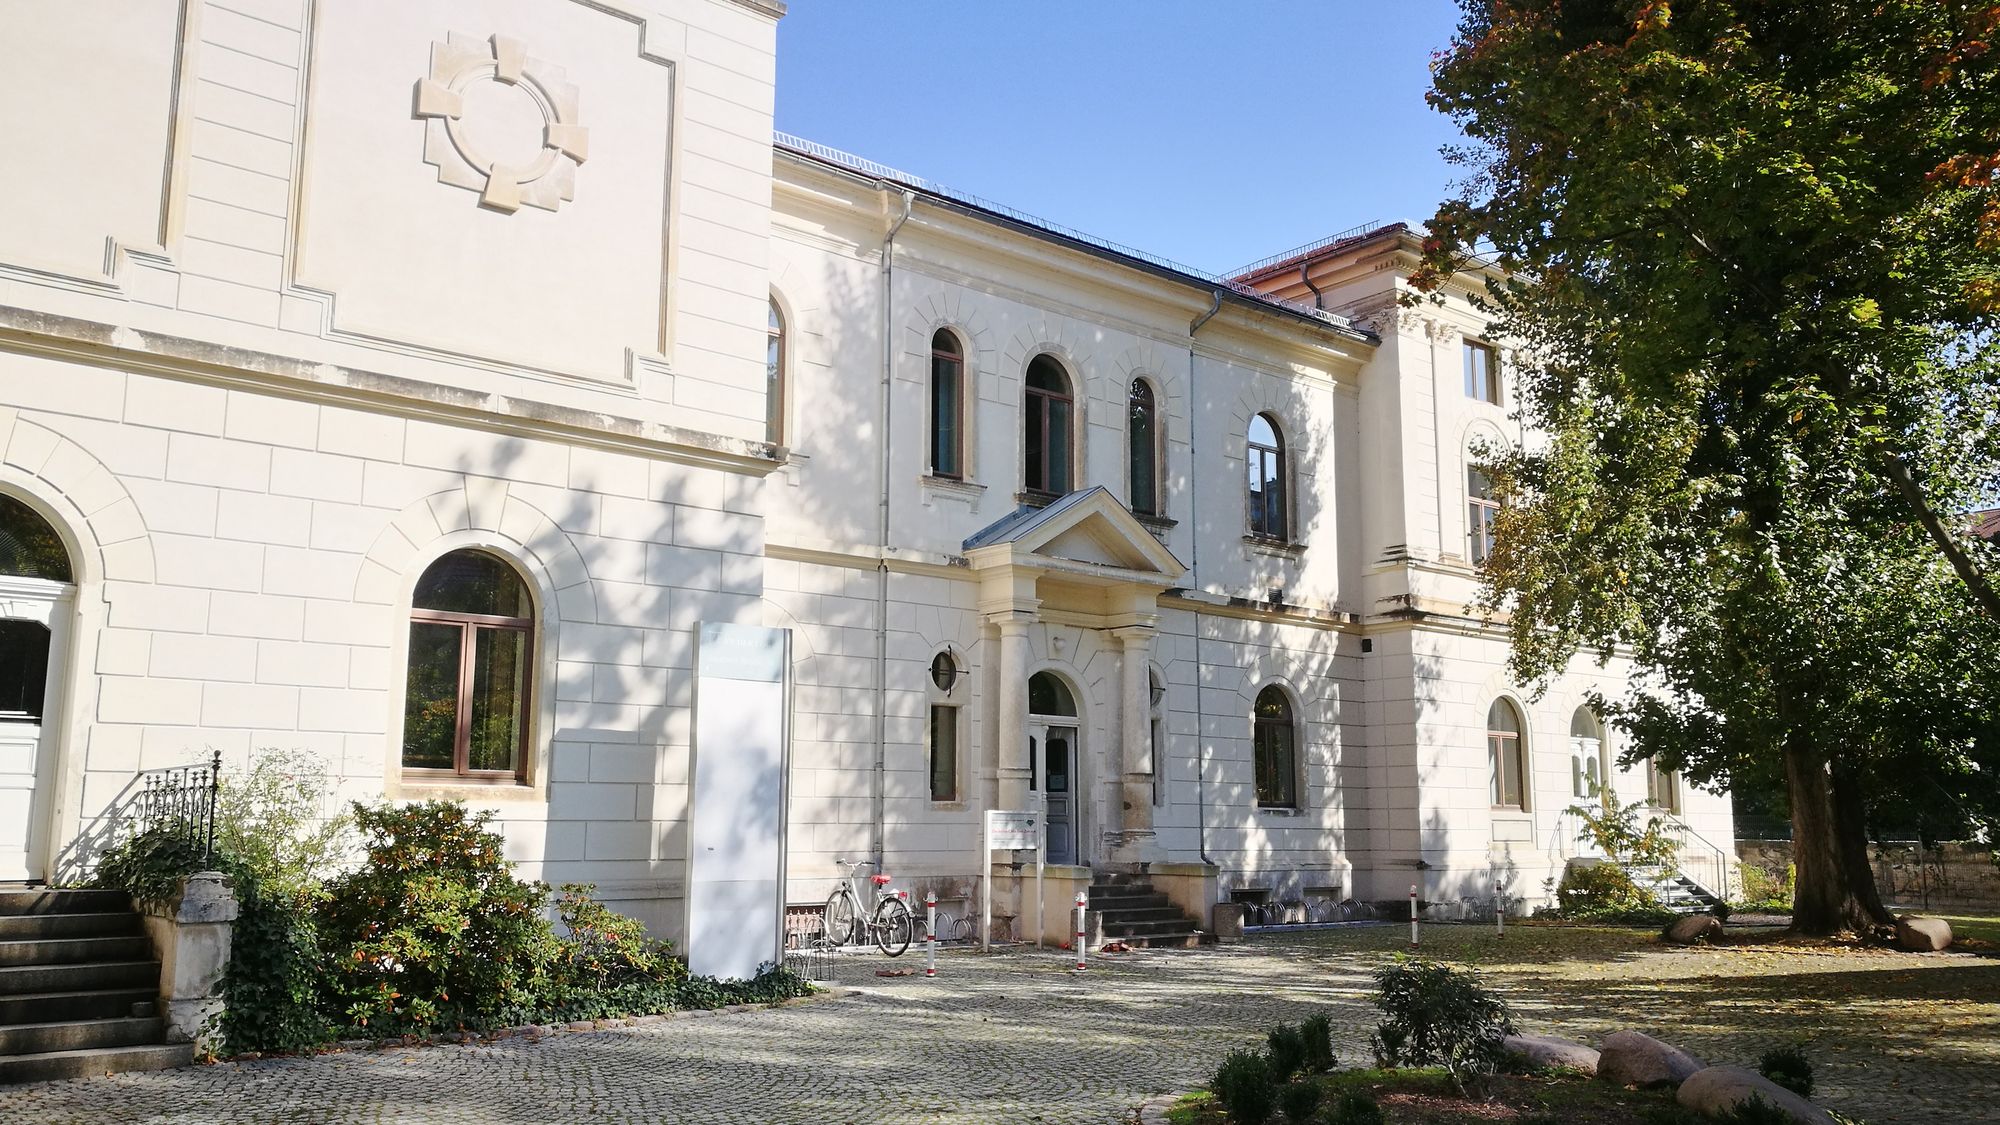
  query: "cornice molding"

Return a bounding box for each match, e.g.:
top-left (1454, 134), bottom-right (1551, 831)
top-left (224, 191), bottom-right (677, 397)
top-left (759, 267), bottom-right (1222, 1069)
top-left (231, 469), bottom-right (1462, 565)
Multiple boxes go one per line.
top-left (0, 306), bottom-right (782, 478)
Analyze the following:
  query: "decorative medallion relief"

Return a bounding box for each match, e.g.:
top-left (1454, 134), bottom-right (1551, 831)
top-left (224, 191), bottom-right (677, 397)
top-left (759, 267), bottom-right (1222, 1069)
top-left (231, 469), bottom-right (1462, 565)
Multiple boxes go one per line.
top-left (413, 32), bottom-right (588, 213)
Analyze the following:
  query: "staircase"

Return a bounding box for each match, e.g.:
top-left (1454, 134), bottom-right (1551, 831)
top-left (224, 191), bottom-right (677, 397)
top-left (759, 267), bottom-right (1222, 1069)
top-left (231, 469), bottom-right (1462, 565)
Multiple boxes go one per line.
top-left (1087, 872), bottom-right (1213, 949)
top-left (1632, 867), bottom-right (1726, 915)
top-left (0, 887), bottom-right (191, 1084)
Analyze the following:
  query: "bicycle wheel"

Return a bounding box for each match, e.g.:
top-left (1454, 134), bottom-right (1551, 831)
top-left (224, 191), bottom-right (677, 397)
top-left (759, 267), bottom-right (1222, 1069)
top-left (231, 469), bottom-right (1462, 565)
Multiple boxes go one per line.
top-left (822, 889), bottom-right (858, 948)
top-left (874, 896), bottom-right (914, 957)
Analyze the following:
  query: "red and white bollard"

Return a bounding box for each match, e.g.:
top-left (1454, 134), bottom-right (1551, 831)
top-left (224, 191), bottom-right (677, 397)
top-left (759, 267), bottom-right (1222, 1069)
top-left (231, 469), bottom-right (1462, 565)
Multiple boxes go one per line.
top-left (1073, 890), bottom-right (1088, 971)
top-left (1408, 884), bottom-right (1420, 949)
top-left (1494, 881), bottom-right (1505, 938)
top-left (925, 891), bottom-right (937, 978)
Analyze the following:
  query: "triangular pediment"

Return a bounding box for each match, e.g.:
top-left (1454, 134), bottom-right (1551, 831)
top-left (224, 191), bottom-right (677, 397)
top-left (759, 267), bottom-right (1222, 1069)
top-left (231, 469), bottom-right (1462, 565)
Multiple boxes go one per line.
top-left (963, 487), bottom-right (1185, 583)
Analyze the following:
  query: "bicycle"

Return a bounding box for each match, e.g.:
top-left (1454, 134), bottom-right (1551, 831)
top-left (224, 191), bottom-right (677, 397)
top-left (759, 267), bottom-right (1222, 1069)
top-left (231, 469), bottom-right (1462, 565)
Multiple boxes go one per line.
top-left (821, 858), bottom-right (914, 957)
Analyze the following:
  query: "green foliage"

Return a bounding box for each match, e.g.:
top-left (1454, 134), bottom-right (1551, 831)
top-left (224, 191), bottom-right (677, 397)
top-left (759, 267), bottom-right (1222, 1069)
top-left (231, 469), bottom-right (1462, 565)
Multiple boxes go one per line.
top-left (1714, 1096), bottom-right (1799, 1125)
top-left (1554, 862), bottom-right (1674, 925)
top-left (212, 750), bottom-right (352, 903)
top-left (1325, 1090), bottom-right (1385, 1125)
top-left (317, 801), bottom-right (561, 1034)
top-left (1759, 1044), bottom-right (1815, 1099)
top-left (1299, 1012), bottom-right (1337, 1074)
top-left (1211, 1048), bottom-right (1277, 1125)
top-left (1737, 864), bottom-right (1795, 912)
top-left (1418, 0), bottom-right (2000, 932)
top-left (1370, 957), bottom-right (1515, 1091)
top-left (1276, 1080), bottom-right (1320, 1124)
top-left (94, 826), bottom-right (209, 907)
top-left (1265, 1023), bottom-right (1306, 1081)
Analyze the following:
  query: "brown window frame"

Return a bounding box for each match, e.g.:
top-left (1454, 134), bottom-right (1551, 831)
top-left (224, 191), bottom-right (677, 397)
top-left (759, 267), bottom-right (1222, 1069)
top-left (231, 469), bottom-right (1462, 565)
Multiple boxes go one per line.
top-left (766, 299), bottom-right (787, 445)
top-left (1023, 356), bottom-right (1074, 497)
top-left (1464, 339), bottom-right (1501, 404)
top-left (930, 330), bottom-right (965, 479)
top-left (1247, 414), bottom-right (1289, 542)
top-left (1488, 699), bottom-right (1526, 810)
top-left (1252, 685), bottom-right (1298, 810)
top-left (1468, 468), bottom-right (1500, 564)
top-left (1128, 378), bottom-right (1163, 516)
top-left (404, 604), bottom-right (534, 784)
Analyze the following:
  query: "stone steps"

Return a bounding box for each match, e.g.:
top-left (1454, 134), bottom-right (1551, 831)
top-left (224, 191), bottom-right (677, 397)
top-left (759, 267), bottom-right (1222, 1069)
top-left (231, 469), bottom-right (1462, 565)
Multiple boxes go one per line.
top-left (1086, 874), bottom-right (1213, 950)
top-left (0, 886), bottom-right (184, 1087)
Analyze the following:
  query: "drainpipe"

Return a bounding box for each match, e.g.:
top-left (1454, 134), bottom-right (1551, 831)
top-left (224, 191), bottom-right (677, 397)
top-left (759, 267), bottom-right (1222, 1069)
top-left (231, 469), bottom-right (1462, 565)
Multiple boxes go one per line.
top-left (1298, 262), bottom-right (1325, 310)
top-left (873, 186), bottom-right (915, 873)
top-left (1189, 291), bottom-right (1221, 870)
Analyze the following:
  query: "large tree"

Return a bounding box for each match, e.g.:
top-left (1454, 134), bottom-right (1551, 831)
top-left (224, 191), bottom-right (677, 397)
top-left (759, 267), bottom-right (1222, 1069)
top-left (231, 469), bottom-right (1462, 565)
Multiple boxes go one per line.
top-left (1416, 0), bottom-right (2000, 933)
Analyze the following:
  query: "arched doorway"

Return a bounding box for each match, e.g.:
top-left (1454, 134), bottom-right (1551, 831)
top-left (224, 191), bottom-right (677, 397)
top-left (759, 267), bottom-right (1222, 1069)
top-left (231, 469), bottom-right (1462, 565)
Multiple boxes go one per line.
top-left (0, 493), bottom-right (75, 883)
top-left (1027, 670), bottom-right (1080, 865)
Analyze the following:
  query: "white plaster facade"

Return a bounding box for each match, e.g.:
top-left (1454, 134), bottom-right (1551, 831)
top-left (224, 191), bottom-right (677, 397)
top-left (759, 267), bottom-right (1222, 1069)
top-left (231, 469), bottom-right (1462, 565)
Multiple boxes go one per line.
top-left (0, 0), bottom-right (1730, 941)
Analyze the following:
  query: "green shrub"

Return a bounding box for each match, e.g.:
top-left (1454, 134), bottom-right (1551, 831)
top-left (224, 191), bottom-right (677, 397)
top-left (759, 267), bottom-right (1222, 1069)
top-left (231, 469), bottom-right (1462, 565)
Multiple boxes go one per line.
top-left (1278, 1080), bottom-right (1321, 1124)
top-left (1266, 1023), bottom-right (1306, 1080)
top-left (1759, 1043), bottom-right (1814, 1098)
top-left (1327, 1090), bottom-right (1385, 1125)
top-left (1555, 861), bottom-right (1667, 919)
top-left (1299, 1012), bottom-right (1337, 1073)
top-left (1736, 864), bottom-right (1794, 912)
top-left (548, 882), bottom-right (676, 991)
top-left (1212, 1048), bottom-right (1277, 1124)
top-left (1715, 1096), bottom-right (1798, 1125)
top-left (213, 750), bottom-right (352, 901)
top-left (317, 801), bottom-right (561, 1035)
top-left (1370, 958), bottom-right (1515, 1091)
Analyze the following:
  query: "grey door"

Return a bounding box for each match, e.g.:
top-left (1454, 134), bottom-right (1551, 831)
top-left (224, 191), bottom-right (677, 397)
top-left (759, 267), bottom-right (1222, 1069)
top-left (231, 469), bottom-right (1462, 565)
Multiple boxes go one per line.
top-left (1044, 727), bottom-right (1075, 865)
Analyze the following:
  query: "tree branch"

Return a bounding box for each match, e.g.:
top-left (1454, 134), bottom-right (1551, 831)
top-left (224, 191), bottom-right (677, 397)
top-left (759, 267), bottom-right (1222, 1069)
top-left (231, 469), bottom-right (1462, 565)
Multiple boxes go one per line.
top-left (1874, 450), bottom-right (2000, 619)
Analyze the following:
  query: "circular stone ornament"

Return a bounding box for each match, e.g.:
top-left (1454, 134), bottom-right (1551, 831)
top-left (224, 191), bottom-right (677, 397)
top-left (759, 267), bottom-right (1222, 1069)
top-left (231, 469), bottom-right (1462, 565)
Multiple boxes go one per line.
top-left (413, 32), bottom-right (589, 213)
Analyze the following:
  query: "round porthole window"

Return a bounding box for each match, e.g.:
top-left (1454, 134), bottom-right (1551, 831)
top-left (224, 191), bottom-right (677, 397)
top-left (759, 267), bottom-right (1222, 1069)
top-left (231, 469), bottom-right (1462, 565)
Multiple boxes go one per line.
top-left (930, 652), bottom-right (959, 692)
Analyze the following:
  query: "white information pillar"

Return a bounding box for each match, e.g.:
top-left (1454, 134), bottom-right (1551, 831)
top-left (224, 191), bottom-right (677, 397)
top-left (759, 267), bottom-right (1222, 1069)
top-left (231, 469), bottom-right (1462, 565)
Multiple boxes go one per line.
top-left (686, 623), bottom-right (791, 981)
top-left (982, 808), bottom-right (1043, 953)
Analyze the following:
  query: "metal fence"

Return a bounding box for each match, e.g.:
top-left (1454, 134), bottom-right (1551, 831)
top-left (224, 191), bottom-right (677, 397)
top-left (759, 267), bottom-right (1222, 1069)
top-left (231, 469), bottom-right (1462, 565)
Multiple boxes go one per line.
top-left (131, 749), bottom-right (221, 865)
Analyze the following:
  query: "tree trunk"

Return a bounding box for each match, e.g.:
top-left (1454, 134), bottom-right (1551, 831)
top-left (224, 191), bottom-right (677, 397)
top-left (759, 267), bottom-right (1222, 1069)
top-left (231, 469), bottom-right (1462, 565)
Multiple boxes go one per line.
top-left (1831, 763), bottom-right (1894, 930)
top-left (1784, 735), bottom-right (1891, 936)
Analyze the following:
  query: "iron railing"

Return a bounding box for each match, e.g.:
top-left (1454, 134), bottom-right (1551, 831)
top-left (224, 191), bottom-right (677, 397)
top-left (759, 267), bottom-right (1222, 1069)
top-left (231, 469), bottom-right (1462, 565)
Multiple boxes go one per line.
top-left (132, 749), bottom-right (221, 866)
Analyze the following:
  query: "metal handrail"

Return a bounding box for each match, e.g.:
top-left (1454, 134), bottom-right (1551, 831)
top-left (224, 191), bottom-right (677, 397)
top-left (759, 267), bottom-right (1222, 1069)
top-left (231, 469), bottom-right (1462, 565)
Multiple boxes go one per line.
top-left (131, 749), bottom-right (221, 866)
top-left (1660, 812), bottom-right (1732, 905)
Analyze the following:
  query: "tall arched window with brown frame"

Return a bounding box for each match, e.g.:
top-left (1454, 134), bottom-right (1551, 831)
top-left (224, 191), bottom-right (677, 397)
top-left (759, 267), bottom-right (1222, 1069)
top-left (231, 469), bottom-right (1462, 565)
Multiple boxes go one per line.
top-left (1488, 698), bottom-right (1526, 809)
top-left (1128, 379), bottom-right (1162, 517)
top-left (403, 550), bottom-right (534, 782)
top-left (1252, 685), bottom-right (1298, 809)
top-left (1247, 413), bottom-right (1289, 540)
top-left (930, 330), bottom-right (964, 479)
top-left (1023, 354), bottom-right (1074, 496)
top-left (765, 299), bottom-right (787, 445)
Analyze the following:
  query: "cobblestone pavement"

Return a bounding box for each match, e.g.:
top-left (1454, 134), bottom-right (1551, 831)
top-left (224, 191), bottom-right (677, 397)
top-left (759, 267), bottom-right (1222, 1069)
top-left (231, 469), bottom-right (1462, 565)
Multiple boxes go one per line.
top-left (2, 924), bottom-right (1994, 1123)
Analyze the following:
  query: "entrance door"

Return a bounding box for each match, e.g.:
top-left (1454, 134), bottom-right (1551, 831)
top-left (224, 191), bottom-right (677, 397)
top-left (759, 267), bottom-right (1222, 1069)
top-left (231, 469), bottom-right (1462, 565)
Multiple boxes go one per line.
top-left (0, 494), bottom-right (76, 884)
top-left (1042, 726), bottom-right (1076, 865)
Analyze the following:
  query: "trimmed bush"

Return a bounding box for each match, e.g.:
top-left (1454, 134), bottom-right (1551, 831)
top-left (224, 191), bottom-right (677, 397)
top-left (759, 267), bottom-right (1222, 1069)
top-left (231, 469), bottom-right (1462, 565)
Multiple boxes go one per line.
top-left (1212, 1048), bottom-right (1277, 1124)
top-left (1327, 1090), bottom-right (1385, 1125)
top-left (1759, 1043), bottom-right (1815, 1098)
top-left (1300, 1012), bottom-right (1337, 1073)
top-left (1716, 1096), bottom-right (1799, 1125)
top-left (1370, 958), bottom-right (1515, 1091)
top-left (1278, 1080), bottom-right (1321, 1123)
top-left (1266, 1022), bottom-right (1306, 1080)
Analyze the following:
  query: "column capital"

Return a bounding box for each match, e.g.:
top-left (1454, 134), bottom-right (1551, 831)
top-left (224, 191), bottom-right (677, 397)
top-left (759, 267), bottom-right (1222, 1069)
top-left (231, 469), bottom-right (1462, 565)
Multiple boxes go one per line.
top-left (1110, 623), bottom-right (1157, 647)
top-left (984, 608), bottom-right (1037, 634)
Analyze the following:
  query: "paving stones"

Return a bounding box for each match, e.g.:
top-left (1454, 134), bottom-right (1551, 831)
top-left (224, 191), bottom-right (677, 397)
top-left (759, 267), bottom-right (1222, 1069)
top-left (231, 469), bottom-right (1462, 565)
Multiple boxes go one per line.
top-left (0, 925), bottom-right (1991, 1124)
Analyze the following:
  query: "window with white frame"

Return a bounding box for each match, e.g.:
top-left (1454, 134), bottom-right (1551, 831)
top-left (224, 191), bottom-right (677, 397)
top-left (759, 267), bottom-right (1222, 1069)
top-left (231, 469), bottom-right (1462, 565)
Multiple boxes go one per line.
top-left (1570, 707), bottom-right (1605, 801)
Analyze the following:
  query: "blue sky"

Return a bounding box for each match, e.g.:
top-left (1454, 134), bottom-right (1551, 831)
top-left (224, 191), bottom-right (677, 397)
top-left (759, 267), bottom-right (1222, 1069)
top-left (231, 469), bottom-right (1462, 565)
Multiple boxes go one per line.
top-left (773, 1), bottom-right (1467, 276)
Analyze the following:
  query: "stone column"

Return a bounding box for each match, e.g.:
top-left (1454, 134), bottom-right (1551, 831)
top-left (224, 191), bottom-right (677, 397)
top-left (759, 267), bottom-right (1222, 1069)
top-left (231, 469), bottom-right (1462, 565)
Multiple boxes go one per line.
top-left (993, 612), bottom-right (1033, 811)
top-left (139, 870), bottom-right (239, 1048)
top-left (1111, 625), bottom-right (1163, 863)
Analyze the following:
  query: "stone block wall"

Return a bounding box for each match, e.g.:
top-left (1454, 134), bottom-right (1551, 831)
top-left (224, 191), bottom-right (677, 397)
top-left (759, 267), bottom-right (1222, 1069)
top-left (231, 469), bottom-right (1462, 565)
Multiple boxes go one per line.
top-left (1738, 839), bottom-right (2000, 910)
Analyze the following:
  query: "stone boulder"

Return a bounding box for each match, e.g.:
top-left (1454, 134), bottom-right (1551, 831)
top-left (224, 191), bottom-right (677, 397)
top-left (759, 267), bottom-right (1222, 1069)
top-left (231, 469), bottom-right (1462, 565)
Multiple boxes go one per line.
top-left (1894, 915), bottom-right (1953, 952)
top-left (1664, 913), bottom-right (1724, 945)
top-left (1678, 1065), bottom-right (1835, 1125)
top-left (1502, 1033), bottom-right (1600, 1075)
top-left (1596, 1030), bottom-right (1705, 1089)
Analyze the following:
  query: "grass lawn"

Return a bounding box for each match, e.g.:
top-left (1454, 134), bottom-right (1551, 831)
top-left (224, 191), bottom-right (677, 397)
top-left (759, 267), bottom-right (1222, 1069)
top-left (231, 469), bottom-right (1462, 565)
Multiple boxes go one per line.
top-left (1941, 914), bottom-right (2000, 946)
top-left (1167, 1067), bottom-right (1702, 1125)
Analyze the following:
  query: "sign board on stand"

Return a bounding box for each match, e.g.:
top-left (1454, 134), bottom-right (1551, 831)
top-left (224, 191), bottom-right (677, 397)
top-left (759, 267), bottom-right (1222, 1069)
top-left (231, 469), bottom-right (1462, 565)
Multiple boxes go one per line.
top-left (982, 807), bottom-right (1043, 952)
top-left (686, 622), bottom-right (791, 980)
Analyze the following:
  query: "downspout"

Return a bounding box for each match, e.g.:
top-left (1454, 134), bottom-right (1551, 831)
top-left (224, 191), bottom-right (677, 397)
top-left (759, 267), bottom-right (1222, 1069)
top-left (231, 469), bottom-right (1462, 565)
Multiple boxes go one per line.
top-left (1189, 291), bottom-right (1222, 869)
top-left (873, 186), bottom-right (915, 872)
top-left (1298, 262), bottom-right (1325, 310)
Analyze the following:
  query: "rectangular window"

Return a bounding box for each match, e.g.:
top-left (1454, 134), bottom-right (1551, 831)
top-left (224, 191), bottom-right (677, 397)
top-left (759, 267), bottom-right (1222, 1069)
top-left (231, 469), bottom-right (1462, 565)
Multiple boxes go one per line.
top-left (929, 704), bottom-right (958, 802)
top-left (1468, 469), bottom-right (1499, 563)
top-left (1464, 340), bottom-right (1500, 404)
top-left (1648, 764), bottom-right (1680, 813)
top-left (1490, 732), bottom-right (1523, 808)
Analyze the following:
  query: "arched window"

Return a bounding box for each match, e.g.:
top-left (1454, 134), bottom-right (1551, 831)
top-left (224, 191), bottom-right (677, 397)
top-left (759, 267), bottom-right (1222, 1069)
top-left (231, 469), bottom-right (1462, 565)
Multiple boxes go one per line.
top-left (1468, 468), bottom-right (1499, 564)
top-left (1028, 670), bottom-right (1076, 717)
top-left (1488, 698), bottom-right (1526, 809)
top-left (404, 550), bottom-right (534, 781)
top-left (1252, 685), bottom-right (1297, 809)
top-left (1570, 707), bottom-right (1604, 801)
top-left (930, 330), bottom-right (964, 479)
top-left (1128, 379), bottom-right (1161, 516)
top-left (0, 495), bottom-right (69, 724)
top-left (1247, 414), bottom-right (1288, 540)
top-left (766, 299), bottom-right (787, 444)
top-left (1023, 355), bottom-right (1074, 496)
top-left (927, 650), bottom-right (961, 802)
